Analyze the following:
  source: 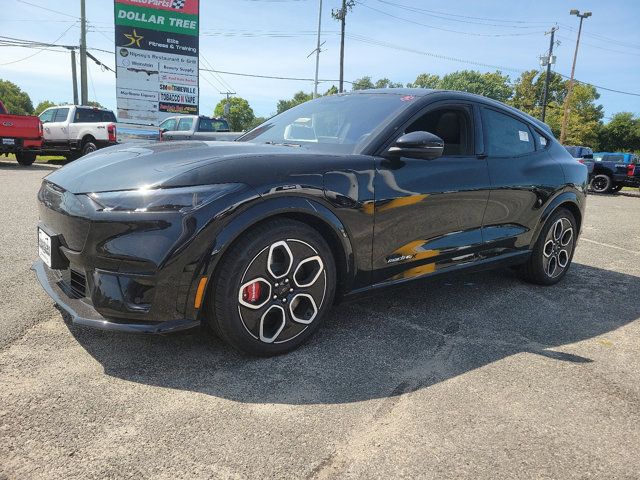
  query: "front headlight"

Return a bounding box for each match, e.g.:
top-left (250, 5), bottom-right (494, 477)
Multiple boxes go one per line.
top-left (88, 184), bottom-right (243, 213)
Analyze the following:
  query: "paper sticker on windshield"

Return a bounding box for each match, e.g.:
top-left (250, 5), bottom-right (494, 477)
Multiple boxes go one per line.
top-left (400, 95), bottom-right (415, 102)
top-left (518, 130), bottom-right (530, 142)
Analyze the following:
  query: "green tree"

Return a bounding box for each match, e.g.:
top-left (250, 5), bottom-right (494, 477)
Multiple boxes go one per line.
top-left (85, 100), bottom-right (104, 108)
top-left (352, 76), bottom-right (403, 90)
top-left (0, 79), bottom-right (34, 115)
top-left (374, 78), bottom-right (403, 89)
top-left (439, 70), bottom-right (512, 103)
top-left (249, 116), bottom-right (268, 130)
top-left (352, 76), bottom-right (374, 90)
top-left (545, 83), bottom-right (603, 146)
top-left (214, 96), bottom-right (255, 131)
top-left (511, 70), bottom-right (565, 118)
top-left (35, 100), bottom-right (58, 115)
top-left (408, 73), bottom-right (441, 89)
top-left (324, 85), bottom-right (339, 96)
top-left (276, 91), bottom-right (313, 114)
top-left (598, 112), bottom-right (640, 152)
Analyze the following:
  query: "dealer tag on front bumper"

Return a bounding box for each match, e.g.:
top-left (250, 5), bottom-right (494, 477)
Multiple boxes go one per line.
top-left (2, 138), bottom-right (15, 145)
top-left (38, 228), bottom-right (52, 268)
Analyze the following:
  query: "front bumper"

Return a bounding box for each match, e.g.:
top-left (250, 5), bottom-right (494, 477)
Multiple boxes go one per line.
top-left (32, 259), bottom-right (199, 334)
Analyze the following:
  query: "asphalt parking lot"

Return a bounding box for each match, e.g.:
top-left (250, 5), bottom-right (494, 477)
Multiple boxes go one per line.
top-left (1, 158), bottom-right (639, 479)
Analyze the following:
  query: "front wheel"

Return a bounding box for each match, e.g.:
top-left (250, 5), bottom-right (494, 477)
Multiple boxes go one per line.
top-left (208, 219), bottom-right (336, 356)
top-left (517, 208), bottom-right (577, 286)
top-left (610, 185), bottom-right (623, 193)
top-left (590, 174), bottom-right (612, 193)
top-left (15, 151), bottom-right (36, 166)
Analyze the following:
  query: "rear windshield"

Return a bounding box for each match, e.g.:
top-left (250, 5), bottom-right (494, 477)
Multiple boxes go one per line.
top-left (74, 108), bottom-right (116, 123)
top-left (198, 117), bottom-right (230, 132)
top-left (565, 146), bottom-right (592, 158)
top-left (602, 154), bottom-right (624, 162)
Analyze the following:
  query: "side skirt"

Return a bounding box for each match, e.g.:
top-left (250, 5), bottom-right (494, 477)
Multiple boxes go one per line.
top-left (341, 250), bottom-right (531, 303)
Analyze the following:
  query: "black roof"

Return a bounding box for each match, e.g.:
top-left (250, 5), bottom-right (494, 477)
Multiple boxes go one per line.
top-left (347, 88), bottom-right (552, 134)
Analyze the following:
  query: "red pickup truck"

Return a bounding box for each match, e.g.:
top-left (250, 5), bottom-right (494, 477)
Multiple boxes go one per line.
top-left (0, 100), bottom-right (43, 165)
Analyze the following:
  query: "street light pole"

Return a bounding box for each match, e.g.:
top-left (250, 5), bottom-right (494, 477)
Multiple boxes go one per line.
top-left (559, 9), bottom-right (591, 144)
top-left (313, 0), bottom-right (323, 98)
top-left (79, 0), bottom-right (88, 105)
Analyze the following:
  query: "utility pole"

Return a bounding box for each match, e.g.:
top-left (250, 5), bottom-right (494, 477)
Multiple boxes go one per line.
top-left (313, 0), bottom-right (323, 98)
top-left (540, 26), bottom-right (558, 123)
top-left (70, 48), bottom-right (79, 105)
top-left (221, 91), bottom-right (235, 117)
top-left (560, 9), bottom-right (591, 144)
top-left (332, 1), bottom-right (354, 93)
top-left (79, 0), bottom-right (88, 106)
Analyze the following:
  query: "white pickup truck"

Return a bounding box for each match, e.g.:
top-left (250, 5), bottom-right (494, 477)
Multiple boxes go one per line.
top-left (159, 115), bottom-right (243, 142)
top-left (39, 105), bottom-right (160, 158)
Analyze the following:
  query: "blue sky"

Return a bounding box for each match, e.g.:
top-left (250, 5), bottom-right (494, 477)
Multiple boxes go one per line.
top-left (1, 0), bottom-right (639, 119)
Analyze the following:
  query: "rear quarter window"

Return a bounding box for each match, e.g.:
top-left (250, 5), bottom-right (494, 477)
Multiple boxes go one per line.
top-left (482, 108), bottom-right (535, 157)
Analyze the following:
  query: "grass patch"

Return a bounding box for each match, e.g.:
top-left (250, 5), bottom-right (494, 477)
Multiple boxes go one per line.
top-left (2, 153), bottom-right (67, 164)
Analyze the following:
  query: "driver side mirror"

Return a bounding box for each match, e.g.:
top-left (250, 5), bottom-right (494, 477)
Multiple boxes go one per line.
top-left (387, 131), bottom-right (444, 160)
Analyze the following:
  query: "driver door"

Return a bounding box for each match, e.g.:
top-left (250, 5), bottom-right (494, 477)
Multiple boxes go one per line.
top-left (371, 102), bottom-right (491, 285)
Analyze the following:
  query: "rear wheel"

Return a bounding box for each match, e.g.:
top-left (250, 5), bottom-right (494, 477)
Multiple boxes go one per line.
top-left (517, 208), bottom-right (577, 286)
top-left (15, 151), bottom-right (36, 166)
top-left (208, 219), bottom-right (336, 356)
top-left (81, 140), bottom-right (97, 156)
top-left (590, 174), bottom-right (612, 193)
top-left (610, 185), bottom-right (623, 193)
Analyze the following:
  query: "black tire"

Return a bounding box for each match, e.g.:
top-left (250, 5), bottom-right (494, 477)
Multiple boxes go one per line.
top-left (207, 218), bottom-right (336, 356)
top-left (15, 151), bottom-right (36, 166)
top-left (590, 174), bottom-right (612, 193)
top-left (81, 140), bottom-right (97, 156)
top-left (517, 208), bottom-right (577, 286)
top-left (610, 185), bottom-right (623, 193)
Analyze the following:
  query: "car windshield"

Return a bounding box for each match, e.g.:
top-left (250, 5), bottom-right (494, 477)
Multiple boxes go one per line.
top-left (238, 93), bottom-right (415, 153)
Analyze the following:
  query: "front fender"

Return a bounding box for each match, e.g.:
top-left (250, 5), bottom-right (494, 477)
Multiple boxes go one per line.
top-left (196, 195), bottom-right (356, 306)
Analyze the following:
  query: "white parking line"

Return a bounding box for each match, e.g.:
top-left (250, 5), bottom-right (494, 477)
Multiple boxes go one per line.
top-left (580, 237), bottom-right (640, 255)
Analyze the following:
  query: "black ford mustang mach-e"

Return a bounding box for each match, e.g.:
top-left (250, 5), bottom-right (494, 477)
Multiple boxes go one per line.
top-left (33, 89), bottom-right (588, 355)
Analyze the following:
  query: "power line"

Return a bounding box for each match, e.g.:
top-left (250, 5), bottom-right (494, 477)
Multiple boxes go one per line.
top-left (0, 23), bottom-right (77, 65)
top-left (200, 67), bottom-right (351, 85)
top-left (374, 0), bottom-right (549, 29)
top-left (556, 34), bottom-right (640, 57)
top-left (355, 1), bottom-right (546, 37)
top-left (14, 0), bottom-right (79, 20)
top-left (346, 33), bottom-right (522, 72)
top-left (556, 73), bottom-right (640, 97)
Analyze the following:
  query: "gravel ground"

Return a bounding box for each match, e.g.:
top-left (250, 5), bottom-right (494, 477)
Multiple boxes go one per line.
top-left (1, 158), bottom-right (639, 479)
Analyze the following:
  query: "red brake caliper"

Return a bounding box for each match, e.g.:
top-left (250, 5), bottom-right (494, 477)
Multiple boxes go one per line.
top-left (242, 281), bottom-right (262, 304)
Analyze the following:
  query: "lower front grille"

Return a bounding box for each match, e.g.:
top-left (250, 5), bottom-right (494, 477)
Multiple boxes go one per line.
top-left (56, 268), bottom-right (87, 299)
top-left (69, 269), bottom-right (87, 298)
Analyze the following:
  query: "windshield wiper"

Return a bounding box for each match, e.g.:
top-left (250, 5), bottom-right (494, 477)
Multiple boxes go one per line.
top-left (264, 141), bottom-right (301, 147)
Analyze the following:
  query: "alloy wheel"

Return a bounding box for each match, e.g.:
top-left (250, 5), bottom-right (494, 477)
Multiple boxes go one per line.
top-left (542, 217), bottom-right (574, 278)
top-left (237, 239), bottom-right (327, 344)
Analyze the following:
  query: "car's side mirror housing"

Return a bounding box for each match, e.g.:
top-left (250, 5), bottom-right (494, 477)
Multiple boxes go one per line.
top-left (387, 131), bottom-right (444, 160)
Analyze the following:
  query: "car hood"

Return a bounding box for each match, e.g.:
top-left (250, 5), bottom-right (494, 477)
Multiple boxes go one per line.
top-left (44, 141), bottom-right (316, 194)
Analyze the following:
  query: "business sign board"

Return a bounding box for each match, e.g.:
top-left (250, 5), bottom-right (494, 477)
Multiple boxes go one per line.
top-left (114, 0), bottom-right (199, 125)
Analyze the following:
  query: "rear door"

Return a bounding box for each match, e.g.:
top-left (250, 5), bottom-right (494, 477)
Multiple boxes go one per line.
top-left (480, 106), bottom-right (565, 252)
top-left (42, 108), bottom-right (70, 145)
top-left (371, 101), bottom-right (491, 284)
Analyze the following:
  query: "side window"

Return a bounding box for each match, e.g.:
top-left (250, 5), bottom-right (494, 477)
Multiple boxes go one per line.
top-left (102, 111), bottom-right (117, 122)
top-left (197, 117), bottom-right (214, 132)
top-left (159, 118), bottom-right (177, 131)
top-left (405, 106), bottom-right (474, 156)
top-left (54, 108), bottom-right (69, 122)
top-left (177, 117), bottom-right (193, 131)
top-left (482, 108), bottom-right (535, 157)
top-left (39, 109), bottom-right (56, 123)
